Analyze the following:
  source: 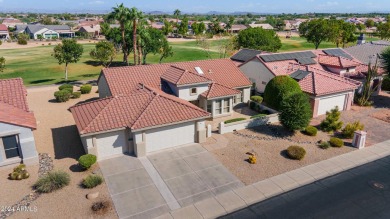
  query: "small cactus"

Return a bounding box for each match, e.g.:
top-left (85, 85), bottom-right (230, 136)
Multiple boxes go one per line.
top-left (249, 155), bottom-right (257, 164)
top-left (9, 164), bottom-right (30, 180)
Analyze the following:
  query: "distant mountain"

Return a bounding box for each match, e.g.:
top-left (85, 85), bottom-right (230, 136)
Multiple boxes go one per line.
top-left (145, 11), bottom-right (167, 15)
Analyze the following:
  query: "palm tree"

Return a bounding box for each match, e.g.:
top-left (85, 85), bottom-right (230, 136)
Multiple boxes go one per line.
top-left (173, 9), bottom-right (181, 23)
top-left (129, 7), bottom-right (143, 65)
top-left (107, 4), bottom-right (131, 65)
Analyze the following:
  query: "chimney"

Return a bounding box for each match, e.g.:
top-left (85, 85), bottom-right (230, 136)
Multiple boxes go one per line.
top-left (357, 33), bottom-right (366, 45)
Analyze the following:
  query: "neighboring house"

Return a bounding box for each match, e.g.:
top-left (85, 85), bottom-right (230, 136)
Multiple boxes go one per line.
top-left (229, 24), bottom-right (247, 33)
top-left (238, 49), bottom-right (377, 117)
top-left (248, 23), bottom-right (274, 30)
top-left (0, 24), bottom-right (10, 40)
top-left (0, 78), bottom-right (38, 167)
top-left (23, 25), bottom-right (75, 39)
top-left (78, 25), bottom-right (100, 38)
top-left (230, 48), bottom-right (262, 66)
top-left (150, 22), bottom-right (164, 30)
top-left (70, 59), bottom-right (252, 160)
top-left (2, 18), bottom-right (25, 28)
top-left (344, 39), bottom-right (390, 67)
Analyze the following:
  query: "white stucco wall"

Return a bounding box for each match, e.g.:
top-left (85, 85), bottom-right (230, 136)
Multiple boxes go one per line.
top-left (241, 87), bottom-right (251, 102)
top-left (239, 59), bottom-right (275, 93)
top-left (94, 130), bottom-right (127, 160)
top-left (97, 75), bottom-right (112, 98)
top-left (144, 121), bottom-right (196, 153)
top-left (327, 66), bottom-right (356, 75)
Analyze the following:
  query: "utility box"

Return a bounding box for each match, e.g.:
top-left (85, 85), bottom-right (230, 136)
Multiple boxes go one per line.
top-left (352, 131), bottom-right (367, 149)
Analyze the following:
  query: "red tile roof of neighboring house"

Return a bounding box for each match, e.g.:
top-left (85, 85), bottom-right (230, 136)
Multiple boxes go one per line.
top-left (0, 24), bottom-right (8, 31)
top-left (70, 86), bottom-right (210, 135)
top-left (161, 66), bottom-right (211, 86)
top-left (0, 78), bottom-right (36, 129)
top-left (100, 59), bottom-right (252, 96)
top-left (297, 66), bottom-right (360, 96)
top-left (318, 54), bottom-right (359, 68)
top-left (200, 83), bottom-right (241, 99)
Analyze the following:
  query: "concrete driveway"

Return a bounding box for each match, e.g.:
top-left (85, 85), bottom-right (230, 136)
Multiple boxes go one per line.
top-left (99, 144), bottom-right (243, 219)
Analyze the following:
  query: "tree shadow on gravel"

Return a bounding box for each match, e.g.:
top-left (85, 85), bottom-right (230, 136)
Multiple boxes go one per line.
top-left (52, 125), bottom-right (85, 160)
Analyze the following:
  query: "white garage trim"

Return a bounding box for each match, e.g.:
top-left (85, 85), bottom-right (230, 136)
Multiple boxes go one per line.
top-left (144, 121), bottom-right (196, 153)
top-left (317, 93), bottom-right (347, 116)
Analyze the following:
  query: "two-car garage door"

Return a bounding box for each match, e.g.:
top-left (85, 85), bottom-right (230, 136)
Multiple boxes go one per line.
top-left (317, 94), bottom-right (347, 116)
top-left (145, 122), bottom-right (196, 153)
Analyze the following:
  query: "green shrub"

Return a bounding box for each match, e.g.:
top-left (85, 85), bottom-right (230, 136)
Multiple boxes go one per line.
top-left (279, 92), bottom-right (312, 131)
top-left (330, 137), bottom-right (344, 147)
top-left (250, 96), bottom-right (263, 104)
top-left (9, 164), bottom-right (30, 180)
top-left (264, 76), bottom-right (302, 110)
top-left (80, 84), bottom-right (92, 94)
top-left (78, 154), bottom-right (97, 170)
top-left (54, 89), bottom-right (71, 102)
top-left (382, 77), bottom-right (390, 91)
top-left (17, 34), bottom-right (29, 45)
top-left (320, 106), bottom-right (343, 132)
top-left (304, 126), bottom-right (318, 136)
top-left (224, 118), bottom-right (246, 124)
top-left (34, 170), bottom-right (70, 193)
top-left (59, 84), bottom-right (73, 92)
top-left (83, 175), bottom-right (104, 188)
top-left (72, 92), bottom-right (81, 99)
top-left (250, 114), bottom-right (267, 119)
top-left (342, 121), bottom-right (364, 138)
top-left (319, 141), bottom-right (331, 149)
top-left (286, 146), bottom-right (306, 160)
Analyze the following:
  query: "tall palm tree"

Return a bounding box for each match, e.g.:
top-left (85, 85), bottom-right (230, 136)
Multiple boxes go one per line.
top-left (107, 4), bottom-right (131, 65)
top-left (129, 7), bottom-right (143, 65)
top-left (173, 9), bottom-right (181, 23)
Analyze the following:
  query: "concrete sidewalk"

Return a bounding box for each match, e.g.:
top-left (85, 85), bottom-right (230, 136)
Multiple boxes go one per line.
top-left (157, 140), bottom-right (390, 219)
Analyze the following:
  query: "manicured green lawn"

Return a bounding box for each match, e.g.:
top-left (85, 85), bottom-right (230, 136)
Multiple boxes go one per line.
top-left (0, 36), bottom-right (379, 86)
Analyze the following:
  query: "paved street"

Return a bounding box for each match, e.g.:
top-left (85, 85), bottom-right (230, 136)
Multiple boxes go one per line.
top-left (221, 155), bottom-right (390, 219)
top-left (99, 144), bottom-right (243, 219)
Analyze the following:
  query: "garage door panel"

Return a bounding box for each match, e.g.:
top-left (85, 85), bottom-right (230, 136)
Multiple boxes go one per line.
top-left (96, 130), bottom-right (127, 160)
top-left (146, 122), bottom-right (195, 153)
top-left (318, 94), bottom-right (346, 116)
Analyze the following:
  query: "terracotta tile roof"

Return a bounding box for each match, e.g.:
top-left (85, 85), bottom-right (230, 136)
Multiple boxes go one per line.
top-left (70, 86), bottom-right (211, 135)
top-left (100, 59), bottom-right (252, 96)
top-left (0, 24), bottom-right (8, 31)
top-left (297, 66), bottom-right (360, 96)
top-left (200, 83), bottom-right (241, 99)
top-left (318, 54), bottom-right (359, 68)
top-left (0, 78), bottom-right (36, 129)
top-left (161, 66), bottom-right (211, 86)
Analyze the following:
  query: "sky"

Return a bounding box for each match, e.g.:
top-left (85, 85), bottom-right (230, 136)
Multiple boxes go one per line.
top-left (0, 0), bottom-right (389, 13)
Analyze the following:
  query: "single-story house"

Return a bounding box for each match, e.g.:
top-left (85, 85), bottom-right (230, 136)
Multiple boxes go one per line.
top-left (0, 78), bottom-right (38, 167)
top-left (344, 39), bottom-right (390, 67)
top-left (2, 18), bottom-right (25, 28)
top-left (78, 24), bottom-right (100, 38)
top-left (23, 25), bottom-right (75, 39)
top-left (248, 23), bottom-right (274, 30)
top-left (230, 24), bottom-right (247, 33)
top-left (70, 59), bottom-right (252, 160)
top-left (0, 24), bottom-right (10, 40)
top-left (238, 49), bottom-right (370, 117)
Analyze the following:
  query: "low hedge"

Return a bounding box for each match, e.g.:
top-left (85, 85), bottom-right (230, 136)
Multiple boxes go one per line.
top-left (250, 96), bottom-right (263, 104)
top-left (80, 84), bottom-right (92, 94)
top-left (342, 121), bottom-right (364, 139)
top-left (304, 126), bottom-right (318, 136)
top-left (72, 92), bottom-right (81, 99)
top-left (83, 174), bottom-right (104, 189)
top-left (287, 146), bottom-right (306, 160)
top-left (59, 84), bottom-right (73, 93)
top-left (54, 89), bottom-right (72, 102)
top-left (250, 114), bottom-right (267, 119)
top-left (224, 118), bottom-right (246, 124)
top-left (330, 137), bottom-right (344, 147)
top-left (78, 154), bottom-right (97, 170)
top-left (318, 141), bottom-right (330, 149)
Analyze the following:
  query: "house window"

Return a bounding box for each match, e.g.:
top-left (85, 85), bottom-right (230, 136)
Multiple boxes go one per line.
top-left (262, 81), bottom-right (267, 85)
top-left (190, 88), bottom-right (197, 95)
top-left (346, 68), bottom-right (350, 72)
top-left (223, 98), bottom-right (230, 113)
top-left (207, 102), bottom-right (212, 113)
top-left (2, 135), bottom-right (20, 159)
top-left (215, 100), bottom-right (222, 115)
